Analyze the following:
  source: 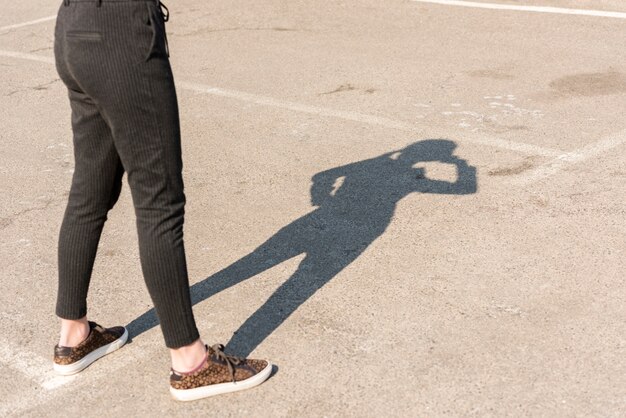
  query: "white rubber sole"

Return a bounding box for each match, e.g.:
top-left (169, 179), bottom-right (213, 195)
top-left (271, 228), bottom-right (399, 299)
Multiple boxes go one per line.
top-left (170, 361), bottom-right (273, 402)
top-left (53, 327), bottom-right (128, 376)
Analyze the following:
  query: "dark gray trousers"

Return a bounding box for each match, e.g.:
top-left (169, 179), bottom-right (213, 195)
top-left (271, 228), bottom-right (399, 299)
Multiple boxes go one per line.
top-left (54, 0), bottom-right (199, 348)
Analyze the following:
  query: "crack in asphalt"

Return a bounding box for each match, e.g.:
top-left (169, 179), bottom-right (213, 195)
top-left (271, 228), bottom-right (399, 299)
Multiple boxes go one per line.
top-left (1, 197), bottom-right (63, 231)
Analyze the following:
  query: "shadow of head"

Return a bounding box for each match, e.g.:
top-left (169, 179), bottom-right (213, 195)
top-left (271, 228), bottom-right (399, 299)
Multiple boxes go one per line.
top-left (389, 139), bottom-right (459, 163)
top-left (311, 139), bottom-right (475, 208)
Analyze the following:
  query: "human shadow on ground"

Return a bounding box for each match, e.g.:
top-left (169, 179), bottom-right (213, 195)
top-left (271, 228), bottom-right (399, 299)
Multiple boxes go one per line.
top-left (127, 139), bottom-right (477, 356)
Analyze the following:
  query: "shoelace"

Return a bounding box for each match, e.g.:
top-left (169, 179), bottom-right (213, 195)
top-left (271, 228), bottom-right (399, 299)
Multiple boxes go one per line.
top-left (210, 344), bottom-right (243, 382)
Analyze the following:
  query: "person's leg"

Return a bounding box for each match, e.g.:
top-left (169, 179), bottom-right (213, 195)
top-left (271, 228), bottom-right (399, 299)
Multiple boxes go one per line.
top-left (55, 87), bottom-right (125, 347)
top-left (108, 10), bottom-right (201, 352)
top-left (52, 2), bottom-right (129, 375)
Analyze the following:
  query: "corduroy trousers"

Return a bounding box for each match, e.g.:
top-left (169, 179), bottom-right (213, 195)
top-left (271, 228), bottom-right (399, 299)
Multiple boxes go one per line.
top-left (53, 0), bottom-right (199, 348)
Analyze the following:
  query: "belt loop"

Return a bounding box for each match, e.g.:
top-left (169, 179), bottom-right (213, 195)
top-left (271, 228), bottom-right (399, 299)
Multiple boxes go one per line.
top-left (63, 0), bottom-right (70, 6)
top-left (96, 0), bottom-right (102, 7)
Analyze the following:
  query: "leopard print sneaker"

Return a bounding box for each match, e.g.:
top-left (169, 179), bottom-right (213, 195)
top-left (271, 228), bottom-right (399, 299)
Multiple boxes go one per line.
top-left (53, 321), bottom-right (128, 375)
top-left (169, 344), bottom-right (272, 401)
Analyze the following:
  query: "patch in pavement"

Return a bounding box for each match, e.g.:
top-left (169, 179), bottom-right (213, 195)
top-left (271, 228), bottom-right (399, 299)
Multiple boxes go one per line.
top-left (465, 69), bottom-right (515, 80)
top-left (549, 71), bottom-right (626, 97)
top-left (487, 157), bottom-right (537, 176)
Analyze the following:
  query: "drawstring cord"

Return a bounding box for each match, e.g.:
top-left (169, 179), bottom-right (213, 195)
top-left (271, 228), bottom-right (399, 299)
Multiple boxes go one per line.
top-left (158, 1), bottom-right (169, 22)
top-left (156, 0), bottom-right (170, 57)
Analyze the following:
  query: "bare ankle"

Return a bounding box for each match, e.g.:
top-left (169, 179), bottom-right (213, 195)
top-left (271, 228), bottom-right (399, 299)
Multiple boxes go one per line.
top-left (170, 338), bottom-right (207, 373)
top-left (58, 317), bottom-right (90, 347)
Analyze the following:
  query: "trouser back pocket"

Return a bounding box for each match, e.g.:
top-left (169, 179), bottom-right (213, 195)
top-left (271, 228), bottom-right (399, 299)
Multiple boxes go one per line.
top-left (66, 31), bottom-right (103, 41)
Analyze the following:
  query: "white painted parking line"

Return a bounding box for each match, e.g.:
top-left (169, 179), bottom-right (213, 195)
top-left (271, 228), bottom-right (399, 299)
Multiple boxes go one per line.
top-left (0, 340), bottom-right (76, 391)
top-left (0, 336), bottom-right (160, 417)
top-left (0, 15), bottom-right (57, 33)
top-left (517, 128), bottom-right (626, 184)
top-left (411, 0), bottom-right (626, 19)
top-left (0, 50), bottom-right (54, 64)
top-left (179, 81), bottom-right (563, 158)
top-left (0, 49), bottom-right (564, 159)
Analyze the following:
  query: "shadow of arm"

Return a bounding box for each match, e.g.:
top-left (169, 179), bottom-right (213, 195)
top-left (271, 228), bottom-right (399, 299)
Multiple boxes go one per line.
top-left (310, 164), bottom-right (351, 206)
top-left (416, 158), bottom-right (477, 195)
